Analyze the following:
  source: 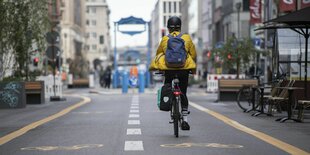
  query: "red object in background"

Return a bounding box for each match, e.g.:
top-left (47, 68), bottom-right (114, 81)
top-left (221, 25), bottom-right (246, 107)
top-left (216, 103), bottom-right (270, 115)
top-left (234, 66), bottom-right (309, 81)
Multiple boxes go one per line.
top-left (227, 53), bottom-right (232, 60)
top-left (250, 0), bottom-right (262, 24)
top-left (33, 57), bottom-right (39, 66)
top-left (207, 51), bottom-right (211, 58)
top-left (301, 0), bottom-right (310, 9)
top-left (161, 29), bottom-right (166, 37)
top-left (279, 0), bottom-right (296, 12)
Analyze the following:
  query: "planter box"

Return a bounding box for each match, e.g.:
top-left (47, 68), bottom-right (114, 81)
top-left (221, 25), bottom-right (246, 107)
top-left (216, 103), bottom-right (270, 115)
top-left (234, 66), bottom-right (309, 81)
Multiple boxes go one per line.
top-left (0, 82), bottom-right (26, 108)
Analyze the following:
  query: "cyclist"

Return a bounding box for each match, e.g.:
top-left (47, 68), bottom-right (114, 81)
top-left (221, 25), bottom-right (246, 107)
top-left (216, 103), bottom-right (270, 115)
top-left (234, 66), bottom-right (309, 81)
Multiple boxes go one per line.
top-left (149, 16), bottom-right (197, 130)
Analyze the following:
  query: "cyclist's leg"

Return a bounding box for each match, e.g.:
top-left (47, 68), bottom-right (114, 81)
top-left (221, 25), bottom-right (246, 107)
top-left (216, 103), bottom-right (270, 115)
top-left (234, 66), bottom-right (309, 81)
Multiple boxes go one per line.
top-left (176, 70), bottom-right (190, 130)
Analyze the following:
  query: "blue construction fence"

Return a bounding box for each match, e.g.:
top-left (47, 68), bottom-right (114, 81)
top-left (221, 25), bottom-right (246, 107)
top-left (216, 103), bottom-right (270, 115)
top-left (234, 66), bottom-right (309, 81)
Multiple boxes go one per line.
top-left (112, 70), bottom-right (150, 93)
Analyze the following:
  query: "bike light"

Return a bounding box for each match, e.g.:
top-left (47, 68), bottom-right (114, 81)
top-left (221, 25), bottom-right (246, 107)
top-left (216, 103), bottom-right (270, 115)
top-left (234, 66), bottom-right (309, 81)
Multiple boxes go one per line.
top-left (173, 91), bottom-right (182, 95)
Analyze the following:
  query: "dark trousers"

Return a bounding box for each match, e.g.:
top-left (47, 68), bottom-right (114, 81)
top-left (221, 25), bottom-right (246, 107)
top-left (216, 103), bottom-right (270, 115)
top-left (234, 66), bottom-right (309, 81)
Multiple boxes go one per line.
top-left (164, 70), bottom-right (189, 111)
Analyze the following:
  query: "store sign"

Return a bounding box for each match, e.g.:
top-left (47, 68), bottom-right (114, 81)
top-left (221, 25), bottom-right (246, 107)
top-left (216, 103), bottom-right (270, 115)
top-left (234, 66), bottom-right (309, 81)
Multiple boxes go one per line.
top-left (301, 0), bottom-right (310, 8)
top-left (250, 0), bottom-right (262, 24)
top-left (279, 0), bottom-right (296, 12)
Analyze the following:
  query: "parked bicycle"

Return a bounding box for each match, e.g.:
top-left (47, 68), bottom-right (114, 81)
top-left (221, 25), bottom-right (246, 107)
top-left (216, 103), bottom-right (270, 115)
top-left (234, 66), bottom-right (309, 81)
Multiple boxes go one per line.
top-left (236, 73), bottom-right (288, 112)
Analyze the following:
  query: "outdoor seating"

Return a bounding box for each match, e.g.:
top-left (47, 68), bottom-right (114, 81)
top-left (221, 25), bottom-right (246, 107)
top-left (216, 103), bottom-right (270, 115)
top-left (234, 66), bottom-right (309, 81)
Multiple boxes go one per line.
top-left (297, 100), bottom-right (310, 122)
top-left (265, 80), bottom-right (295, 116)
top-left (25, 81), bottom-right (45, 104)
top-left (218, 79), bottom-right (258, 101)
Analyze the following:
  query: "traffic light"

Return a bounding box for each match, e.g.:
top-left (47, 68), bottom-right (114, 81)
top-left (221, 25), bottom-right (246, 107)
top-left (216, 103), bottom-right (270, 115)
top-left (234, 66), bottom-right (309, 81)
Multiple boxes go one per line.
top-left (161, 29), bottom-right (165, 37)
top-left (33, 57), bottom-right (39, 66)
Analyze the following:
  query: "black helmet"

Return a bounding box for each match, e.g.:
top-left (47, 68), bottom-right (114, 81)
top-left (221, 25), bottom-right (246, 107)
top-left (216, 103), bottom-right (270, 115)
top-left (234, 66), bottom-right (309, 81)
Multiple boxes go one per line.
top-left (167, 16), bottom-right (181, 30)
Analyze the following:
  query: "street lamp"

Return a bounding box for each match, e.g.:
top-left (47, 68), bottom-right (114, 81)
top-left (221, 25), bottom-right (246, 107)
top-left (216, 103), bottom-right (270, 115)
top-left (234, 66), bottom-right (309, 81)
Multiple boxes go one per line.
top-left (235, 2), bottom-right (242, 39)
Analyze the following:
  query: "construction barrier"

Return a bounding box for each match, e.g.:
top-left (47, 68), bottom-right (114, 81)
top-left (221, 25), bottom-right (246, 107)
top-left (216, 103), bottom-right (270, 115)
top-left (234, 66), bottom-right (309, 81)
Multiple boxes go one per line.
top-left (37, 75), bottom-right (63, 99)
top-left (206, 74), bottom-right (245, 93)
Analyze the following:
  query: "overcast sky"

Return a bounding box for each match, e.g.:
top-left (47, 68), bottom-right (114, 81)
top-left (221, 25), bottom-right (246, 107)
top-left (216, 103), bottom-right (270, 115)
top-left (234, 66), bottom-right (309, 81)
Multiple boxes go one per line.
top-left (107, 0), bottom-right (157, 48)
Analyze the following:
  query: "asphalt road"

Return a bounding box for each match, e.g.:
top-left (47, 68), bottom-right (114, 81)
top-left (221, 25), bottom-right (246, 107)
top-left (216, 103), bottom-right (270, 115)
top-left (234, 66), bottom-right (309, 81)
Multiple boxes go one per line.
top-left (0, 88), bottom-right (309, 155)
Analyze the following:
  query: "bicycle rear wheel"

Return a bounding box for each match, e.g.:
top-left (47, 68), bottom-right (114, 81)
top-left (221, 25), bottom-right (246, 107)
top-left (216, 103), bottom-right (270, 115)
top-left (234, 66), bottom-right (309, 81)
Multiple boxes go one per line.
top-left (237, 87), bottom-right (260, 111)
top-left (172, 97), bottom-right (180, 137)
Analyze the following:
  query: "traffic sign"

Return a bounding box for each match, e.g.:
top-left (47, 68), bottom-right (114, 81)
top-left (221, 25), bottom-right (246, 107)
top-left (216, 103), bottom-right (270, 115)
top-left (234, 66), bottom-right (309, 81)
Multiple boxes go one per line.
top-left (46, 31), bottom-right (60, 44)
top-left (46, 46), bottom-right (60, 60)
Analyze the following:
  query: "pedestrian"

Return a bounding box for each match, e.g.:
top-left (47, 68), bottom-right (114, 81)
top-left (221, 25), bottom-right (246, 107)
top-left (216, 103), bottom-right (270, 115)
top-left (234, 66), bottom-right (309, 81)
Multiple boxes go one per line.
top-left (104, 67), bottom-right (111, 89)
top-left (99, 67), bottom-right (105, 87)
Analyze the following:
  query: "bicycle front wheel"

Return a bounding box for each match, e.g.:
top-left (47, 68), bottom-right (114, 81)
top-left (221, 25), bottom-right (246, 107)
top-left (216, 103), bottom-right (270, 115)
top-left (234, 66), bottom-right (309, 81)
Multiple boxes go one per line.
top-left (237, 86), bottom-right (253, 111)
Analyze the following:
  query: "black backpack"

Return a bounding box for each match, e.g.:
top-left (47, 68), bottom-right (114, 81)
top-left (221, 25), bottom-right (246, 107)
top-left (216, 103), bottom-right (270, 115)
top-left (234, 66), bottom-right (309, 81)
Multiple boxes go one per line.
top-left (157, 83), bottom-right (173, 111)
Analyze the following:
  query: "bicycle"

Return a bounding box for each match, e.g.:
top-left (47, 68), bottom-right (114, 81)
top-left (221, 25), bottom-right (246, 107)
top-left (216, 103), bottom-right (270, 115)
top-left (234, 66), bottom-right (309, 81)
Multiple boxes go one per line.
top-left (156, 71), bottom-right (190, 138)
top-left (236, 75), bottom-right (262, 112)
top-left (236, 73), bottom-right (288, 113)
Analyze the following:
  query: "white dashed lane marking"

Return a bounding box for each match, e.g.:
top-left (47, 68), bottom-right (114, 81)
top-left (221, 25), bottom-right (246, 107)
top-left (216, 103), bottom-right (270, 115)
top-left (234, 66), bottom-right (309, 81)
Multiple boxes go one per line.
top-left (128, 120), bottom-right (140, 125)
top-left (124, 141), bottom-right (144, 151)
top-left (129, 114), bottom-right (140, 118)
top-left (126, 128), bottom-right (142, 135)
top-left (130, 110), bottom-right (139, 113)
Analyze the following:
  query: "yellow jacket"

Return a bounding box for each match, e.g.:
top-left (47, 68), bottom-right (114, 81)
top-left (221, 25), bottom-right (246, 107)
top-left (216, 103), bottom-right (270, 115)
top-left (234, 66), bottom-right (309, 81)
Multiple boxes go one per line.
top-left (149, 31), bottom-right (197, 72)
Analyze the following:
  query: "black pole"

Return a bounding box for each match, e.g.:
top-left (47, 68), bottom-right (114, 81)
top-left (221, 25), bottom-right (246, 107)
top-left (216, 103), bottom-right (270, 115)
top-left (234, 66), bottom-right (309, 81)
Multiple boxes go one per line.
top-left (52, 31), bottom-right (56, 98)
top-left (305, 29), bottom-right (309, 98)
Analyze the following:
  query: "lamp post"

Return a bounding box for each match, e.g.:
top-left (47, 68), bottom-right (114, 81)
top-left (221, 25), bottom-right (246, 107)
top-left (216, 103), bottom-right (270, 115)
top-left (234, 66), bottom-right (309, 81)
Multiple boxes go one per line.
top-left (113, 22), bottom-right (118, 88)
top-left (235, 2), bottom-right (241, 79)
top-left (236, 2), bottom-right (241, 39)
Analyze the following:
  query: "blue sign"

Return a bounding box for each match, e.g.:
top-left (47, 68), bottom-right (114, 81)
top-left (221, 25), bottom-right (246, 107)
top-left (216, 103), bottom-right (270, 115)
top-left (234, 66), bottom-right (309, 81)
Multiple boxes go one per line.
top-left (129, 76), bottom-right (138, 87)
top-left (116, 16), bottom-right (147, 36)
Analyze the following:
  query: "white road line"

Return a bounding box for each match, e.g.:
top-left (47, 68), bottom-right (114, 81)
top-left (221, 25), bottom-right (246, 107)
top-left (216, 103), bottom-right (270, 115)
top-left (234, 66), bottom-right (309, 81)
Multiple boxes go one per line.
top-left (128, 120), bottom-right (140, 125)
top-left (131, 104), bottom-right (139, 106)
top-left (126, 128), bottom-right (142, 135)
top-left (129, 114), bottom-right (140, 118)
top-left (124, 141), bottom-right (144, 151)
top-left (130, 110), bottom-right (139, 113)
top-left (130, 106), bottom-right (139, 109)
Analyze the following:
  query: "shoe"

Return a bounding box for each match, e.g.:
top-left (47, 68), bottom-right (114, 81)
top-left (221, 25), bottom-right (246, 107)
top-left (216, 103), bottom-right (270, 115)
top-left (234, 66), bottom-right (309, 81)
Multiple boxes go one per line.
top-left (181, 121), bottom-right (190, 130)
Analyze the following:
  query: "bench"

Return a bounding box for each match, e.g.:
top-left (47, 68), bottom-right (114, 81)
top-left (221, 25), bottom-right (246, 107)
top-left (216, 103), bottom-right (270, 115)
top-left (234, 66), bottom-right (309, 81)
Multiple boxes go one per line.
top-left (25, 81), bottom-right (45, 104)
top-left (218, 79), bottom-right (258, 101)
top-left (71, 79), bottom-right (89, 88)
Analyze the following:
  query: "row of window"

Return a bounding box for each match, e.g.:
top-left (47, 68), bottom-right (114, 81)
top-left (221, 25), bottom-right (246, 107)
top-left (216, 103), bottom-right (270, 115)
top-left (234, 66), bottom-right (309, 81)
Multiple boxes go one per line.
top-left (163, 15), bottom-right (181, 27)
top-left (163, 1), bottom-right (181, 14)
top-left (86, 19), bottom-right (97, 26)
top-left (85, 45), bottom-right (107, 53)
top-left (86, 33), bottom-right (105, 43)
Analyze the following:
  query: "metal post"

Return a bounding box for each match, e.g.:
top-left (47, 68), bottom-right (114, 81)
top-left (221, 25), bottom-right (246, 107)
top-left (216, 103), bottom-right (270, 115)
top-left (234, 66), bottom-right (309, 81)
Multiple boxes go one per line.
top-left (305, 30), bottom-right (308, 98)
top-left (113, 22), bottom-right (118, 88)
top-left (146, 21), bottom-right (151, 87)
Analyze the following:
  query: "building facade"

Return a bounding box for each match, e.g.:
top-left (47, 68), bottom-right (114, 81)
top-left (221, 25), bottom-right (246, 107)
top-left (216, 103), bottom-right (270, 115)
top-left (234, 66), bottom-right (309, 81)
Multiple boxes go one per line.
top-left (85, 0), bottom-right (111, 71)
top-left (151, 0), bottom-right (182, 57)
top-left (60, 0), bottom-right (87, 74)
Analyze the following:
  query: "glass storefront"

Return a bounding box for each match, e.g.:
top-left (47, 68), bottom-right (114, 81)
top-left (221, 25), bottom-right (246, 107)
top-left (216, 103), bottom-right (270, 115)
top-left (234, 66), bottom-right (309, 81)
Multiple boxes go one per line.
top-left (276, 29), bottom-right (310, 80)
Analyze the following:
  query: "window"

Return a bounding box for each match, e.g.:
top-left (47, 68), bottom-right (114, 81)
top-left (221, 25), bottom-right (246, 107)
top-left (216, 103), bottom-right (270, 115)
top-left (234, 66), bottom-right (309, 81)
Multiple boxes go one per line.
top-left (86, 33), bottom-right (90, 38)
top-left (86, 20), bottom-right (89, 25)
top-left (174, 2), bottom-right (177, 13)
top-left (92, 20), bottom-right (96, 26)
top-left (163, 2), bottom-right (166, 13)
top-left (169, 2), bottom-right (171, 13)
top-left (100, 35), bottom-right (104, 44)
top-left (163, 16), bottom-right (166, 27)
top-left (92, 32), bottom-right (97, 38)
top-left (179, 2), bottom-right (181, 13)
top-left (91, 7), bottom-right (96, 13)
top-left (92, 45), bottom-right (97, 50)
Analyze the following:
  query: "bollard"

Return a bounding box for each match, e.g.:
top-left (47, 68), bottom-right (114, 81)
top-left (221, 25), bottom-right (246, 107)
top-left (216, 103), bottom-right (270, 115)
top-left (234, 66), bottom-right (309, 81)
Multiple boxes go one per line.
top-left (138, 71), bottom-right (145, 93)
top-left (122, 71), bottom-right (129, 93)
